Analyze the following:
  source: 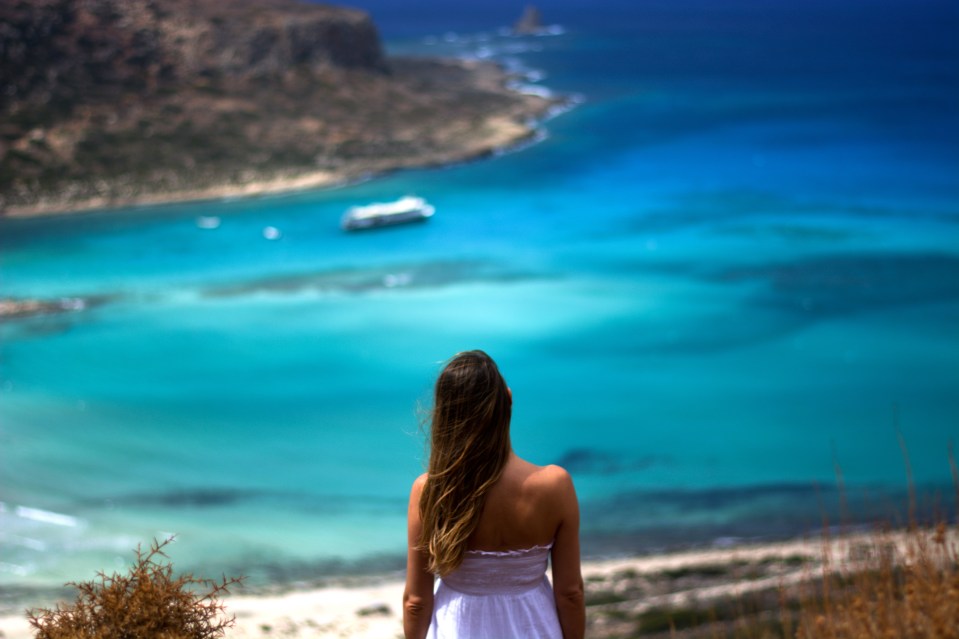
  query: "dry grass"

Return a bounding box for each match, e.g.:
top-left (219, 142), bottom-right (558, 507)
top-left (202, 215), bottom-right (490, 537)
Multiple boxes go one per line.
top-left (787, 445), bottom-right (959, 639)
top-left (27, 537), bottom-right (242, 639)
top-left (786, 521), bottom-right (959, 639)
top-left (582, 494), bottom-right (958, 638)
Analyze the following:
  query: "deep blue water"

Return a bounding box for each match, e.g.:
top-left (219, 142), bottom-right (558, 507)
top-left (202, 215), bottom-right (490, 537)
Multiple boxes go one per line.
top-left (1, 0), bottom-right (957, 597)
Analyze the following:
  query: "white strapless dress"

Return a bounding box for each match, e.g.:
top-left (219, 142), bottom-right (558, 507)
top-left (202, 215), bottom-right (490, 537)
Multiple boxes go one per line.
top-left (426, 543), bottom-right (562, 639)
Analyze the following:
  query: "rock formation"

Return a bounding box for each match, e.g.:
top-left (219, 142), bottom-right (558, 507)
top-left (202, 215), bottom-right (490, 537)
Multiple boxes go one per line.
top-left (0, 0), bottom-right (387, 113)
top-left (513, 5), bottom-right (543, 35)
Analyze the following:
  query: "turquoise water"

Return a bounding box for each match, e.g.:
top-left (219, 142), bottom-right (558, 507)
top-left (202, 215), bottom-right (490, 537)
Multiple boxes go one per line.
top-left (1, 0), bottom-right (958, 595)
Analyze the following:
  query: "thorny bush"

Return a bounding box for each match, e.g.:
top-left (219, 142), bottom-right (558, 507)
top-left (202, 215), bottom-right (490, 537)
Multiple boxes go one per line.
top-left (28, 537), bottom-right (242, 639)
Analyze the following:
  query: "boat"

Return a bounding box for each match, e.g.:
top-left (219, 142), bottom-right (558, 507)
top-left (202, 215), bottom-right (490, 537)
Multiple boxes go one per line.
top-left (195, 215), bottom-right (221, 229)
top-left (341, 196), bottom-right (435, 231)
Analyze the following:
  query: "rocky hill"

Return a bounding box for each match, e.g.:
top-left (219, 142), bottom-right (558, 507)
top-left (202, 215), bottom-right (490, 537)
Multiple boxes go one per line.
top-left (0, 0), bottom-right (555, 215)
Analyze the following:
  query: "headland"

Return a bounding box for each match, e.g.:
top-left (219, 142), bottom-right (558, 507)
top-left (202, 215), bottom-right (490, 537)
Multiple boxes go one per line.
top-left (0, 0), bottom-right (560, 217)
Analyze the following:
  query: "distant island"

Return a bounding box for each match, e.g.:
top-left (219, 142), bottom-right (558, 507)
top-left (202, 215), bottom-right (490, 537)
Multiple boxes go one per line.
top-left (0, 0), bottom-right (559, 217)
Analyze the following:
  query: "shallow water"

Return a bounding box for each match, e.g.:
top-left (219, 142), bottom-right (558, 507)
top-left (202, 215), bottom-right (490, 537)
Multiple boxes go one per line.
top-left (1, 0), bottom-right (957, 596)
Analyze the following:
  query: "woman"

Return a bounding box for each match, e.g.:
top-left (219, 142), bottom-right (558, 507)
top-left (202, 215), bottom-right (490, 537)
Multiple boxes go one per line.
top-left (403, 350), bottom-right (585, 639)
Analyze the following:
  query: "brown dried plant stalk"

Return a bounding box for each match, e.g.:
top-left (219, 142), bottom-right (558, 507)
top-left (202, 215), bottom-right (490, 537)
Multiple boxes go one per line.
top-left (790, 441), bottom-right (959, 639)
top-left (793, 521), bottom-right (959, 639)
top-left (27, 537), bottom-right (242, 639)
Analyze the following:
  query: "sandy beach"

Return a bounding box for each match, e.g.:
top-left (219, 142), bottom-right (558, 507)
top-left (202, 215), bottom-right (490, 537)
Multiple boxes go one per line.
top-left (1, 108), bottom-right (546, 220)
top-left (0, 169), bottom-right (346, 219)
top-left (4, 530), bottom-right (929, 639)
top-left (1, 46), bottom-right (557, 221)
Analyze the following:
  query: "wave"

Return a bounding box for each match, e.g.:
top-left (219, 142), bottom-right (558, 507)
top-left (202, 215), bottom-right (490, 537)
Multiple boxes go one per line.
top-left (12, 505), bottom-right (81, 528)
top-left (0, 501), bottom-right (86, 584)
top-left (508, 82), bottom-right (554, 99)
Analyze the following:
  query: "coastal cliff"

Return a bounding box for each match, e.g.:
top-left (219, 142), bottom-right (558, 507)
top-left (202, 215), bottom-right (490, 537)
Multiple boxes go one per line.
top-left (0, 0), bottom-right (555, 216)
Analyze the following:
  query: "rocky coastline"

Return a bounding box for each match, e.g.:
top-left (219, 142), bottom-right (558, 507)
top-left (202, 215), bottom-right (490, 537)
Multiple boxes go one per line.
top-left (0, 297), bottom-right (89, 319)
top-left (0, 0), bottom-right (561, 218)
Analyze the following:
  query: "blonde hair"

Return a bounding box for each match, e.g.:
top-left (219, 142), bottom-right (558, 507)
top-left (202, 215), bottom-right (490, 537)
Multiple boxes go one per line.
top-left (418, 350), bottom-right (512, 576)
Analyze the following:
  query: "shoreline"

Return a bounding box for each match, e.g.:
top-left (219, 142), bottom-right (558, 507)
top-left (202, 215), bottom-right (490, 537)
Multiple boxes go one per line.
top-left (0, 105), bottom-right (555, 320)
top-left (1, 57), bottom-right (562, 221)
top-left (0, 531), bottom-right (917, 639)
top-left (0, 169), bottom-right (347, 220)
top-left (0, 113), bottom-right (543, 220)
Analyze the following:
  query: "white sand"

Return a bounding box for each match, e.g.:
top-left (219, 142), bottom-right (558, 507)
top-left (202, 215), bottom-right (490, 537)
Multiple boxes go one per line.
top-left (2, 169), bottom-right (346, 219)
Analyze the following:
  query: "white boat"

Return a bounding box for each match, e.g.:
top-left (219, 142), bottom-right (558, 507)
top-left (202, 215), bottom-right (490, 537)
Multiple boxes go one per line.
top-left (341, 196), bottom-right (435, 231)
top-left (195, 216), bottom-right (221, 229)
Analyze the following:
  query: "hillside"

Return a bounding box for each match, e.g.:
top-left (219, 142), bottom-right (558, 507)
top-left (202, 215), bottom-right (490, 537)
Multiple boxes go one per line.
top-left (0, 0), bottom-right (555, 215)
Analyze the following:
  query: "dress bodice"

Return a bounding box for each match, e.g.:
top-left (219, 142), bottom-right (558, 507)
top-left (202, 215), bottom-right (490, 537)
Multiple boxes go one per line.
top-left (440, 544), bottom-right (552, 596)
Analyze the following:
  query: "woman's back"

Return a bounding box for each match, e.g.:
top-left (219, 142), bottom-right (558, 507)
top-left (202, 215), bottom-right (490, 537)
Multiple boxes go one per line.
top-left (402, 351), bottom-right (584, 639)
top-left (468, 454), bottom-right (567, 552)
top-left (409, 455), bottom-right (583, 639)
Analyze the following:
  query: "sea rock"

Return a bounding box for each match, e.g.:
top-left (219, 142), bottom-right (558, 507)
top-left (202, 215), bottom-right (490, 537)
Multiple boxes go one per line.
top-left (355, 602), bottom-right (391, 617)
top-left (513, 5), bottom-right (543, 34)
top-left (0, 295), bottom-right (113, 320)
top-left (0, 297), bottom-right (80, 319)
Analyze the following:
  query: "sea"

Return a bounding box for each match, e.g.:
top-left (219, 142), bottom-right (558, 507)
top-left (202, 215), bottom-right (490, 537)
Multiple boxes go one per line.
top-left (1, 0), bottom-right (957, 604)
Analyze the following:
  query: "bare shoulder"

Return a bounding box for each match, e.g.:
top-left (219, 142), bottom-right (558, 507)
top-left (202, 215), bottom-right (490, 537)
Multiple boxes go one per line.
top-left (525, 463), bottom-right (575, 496)
top-left (544, 464), bottom-right (575, 491)
top-left (410, 472), bottom-right (428, 498)
top-left (525, 464), bottom-right (577, 530)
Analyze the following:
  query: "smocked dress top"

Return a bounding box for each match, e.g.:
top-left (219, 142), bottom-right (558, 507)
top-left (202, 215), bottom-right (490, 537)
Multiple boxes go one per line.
top-left (426, 543), bottom-right (562, 639)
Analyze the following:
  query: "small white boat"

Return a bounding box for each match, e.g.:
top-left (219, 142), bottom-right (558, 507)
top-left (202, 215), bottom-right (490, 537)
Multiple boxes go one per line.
top-left (196, 216), bottom-right (221, 229)
top-left (341, 196), bottom-right (435, 231)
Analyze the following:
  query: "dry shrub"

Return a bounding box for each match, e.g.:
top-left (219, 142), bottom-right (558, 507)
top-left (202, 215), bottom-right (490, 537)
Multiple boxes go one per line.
top-left (793, 521), bottom-right (959, 639)
top-left (27, 537), bottom-right (241, 639)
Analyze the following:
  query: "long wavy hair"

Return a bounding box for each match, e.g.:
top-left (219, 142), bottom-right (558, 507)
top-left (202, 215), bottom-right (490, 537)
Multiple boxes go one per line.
top-left (418, 350), bottom-right (513, 576)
